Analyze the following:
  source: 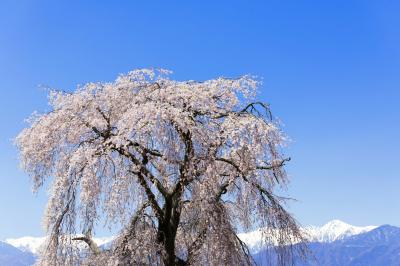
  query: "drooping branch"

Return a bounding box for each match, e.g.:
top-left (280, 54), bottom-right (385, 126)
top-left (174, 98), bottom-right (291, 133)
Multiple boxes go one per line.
top-left (129, 202), bottom-right (151, 229)
top-left (186, 179), bottom-right (232, 263)
top-left (234, 233), bottom-right (254, 265)
top-left (46, 196), bottom-right (74, 254)
top-left (114, 201), bottom-right (151, 259)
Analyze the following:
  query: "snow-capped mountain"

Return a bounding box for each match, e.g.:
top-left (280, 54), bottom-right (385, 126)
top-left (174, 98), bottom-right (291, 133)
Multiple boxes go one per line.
top-left (4, 236), bottom-right (115, 255)
top-left (304, 219), bottom-right (377, 243)
top-left (254, 225), bottom-right (400, 266)
top-left (5, 236), bottom-right (46, 254)
top-left (238, 219), bottom-right (377, 253)
top-left (4, 220), bottom-right (374, 255)
top-left (0, 220), bottom-right (385, 266)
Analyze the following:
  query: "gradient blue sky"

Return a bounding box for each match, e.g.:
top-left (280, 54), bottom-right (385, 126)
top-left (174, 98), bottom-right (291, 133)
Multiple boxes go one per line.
top-left (0, 1), bottom-right (399, 239)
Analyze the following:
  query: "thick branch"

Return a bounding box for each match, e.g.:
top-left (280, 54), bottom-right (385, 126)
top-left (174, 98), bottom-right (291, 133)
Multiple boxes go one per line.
top-left (128, 169), bottom-right (164, 219)
top-left (72, 236), bottom-right (101, 255)
top-left (109, 144), bottom-right (165, 220)
top-left (127, 139), bottom-right (163, 158)
top-left (172, 129), bottom-right (194, 196)
top-left (117, 144), bottom-right (168, 197)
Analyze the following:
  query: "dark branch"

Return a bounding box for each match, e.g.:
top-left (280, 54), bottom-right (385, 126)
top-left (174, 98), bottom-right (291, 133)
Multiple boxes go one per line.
top-left (256, 157), bottom-right (291, 170)
top-left (128, 169), bottom-right (164, 220)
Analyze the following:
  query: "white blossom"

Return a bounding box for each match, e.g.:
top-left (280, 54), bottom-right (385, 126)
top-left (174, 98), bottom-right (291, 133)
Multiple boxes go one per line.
top-left (16, 69), bottom-right (306, 265)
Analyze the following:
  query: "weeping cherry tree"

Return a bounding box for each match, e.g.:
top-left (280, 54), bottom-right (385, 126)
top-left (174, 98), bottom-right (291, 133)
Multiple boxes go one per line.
top-left (16, 69), bottom-right (306, 265)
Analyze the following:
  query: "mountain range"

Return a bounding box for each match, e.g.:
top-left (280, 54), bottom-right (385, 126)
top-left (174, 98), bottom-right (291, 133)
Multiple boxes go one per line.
top-left (251, 221), bottom-right (400, 266)
top-left (0, 241), bottom-right (35, 266)
top-left (289, 225), bottom-right (400, 266)
top-left (1, 220), bottom-right (399, 265)
top-left (237, 219), bottom-right (378, 254)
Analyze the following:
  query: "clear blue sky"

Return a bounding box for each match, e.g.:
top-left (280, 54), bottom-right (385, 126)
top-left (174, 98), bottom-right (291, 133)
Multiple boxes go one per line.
top-left (0, 1), bottom-right (399, 239)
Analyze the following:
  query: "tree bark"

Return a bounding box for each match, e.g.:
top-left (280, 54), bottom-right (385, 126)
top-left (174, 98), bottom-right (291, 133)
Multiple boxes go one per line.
top-left (157, 195), bottom-right (187, 266)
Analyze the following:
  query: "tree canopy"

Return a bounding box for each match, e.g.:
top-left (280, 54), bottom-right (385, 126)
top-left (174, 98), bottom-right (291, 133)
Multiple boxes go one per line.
top-left (16, 69), bottom-right (305, 265)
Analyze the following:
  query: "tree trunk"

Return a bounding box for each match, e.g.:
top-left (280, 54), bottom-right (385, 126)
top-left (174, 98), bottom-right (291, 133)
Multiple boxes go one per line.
top-left (158, 196), bottom-right (186, 266)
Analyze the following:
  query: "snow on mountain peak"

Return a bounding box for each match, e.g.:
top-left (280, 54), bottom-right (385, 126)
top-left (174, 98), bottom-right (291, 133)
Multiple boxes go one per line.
top-left (5, 236), bottom-right (46, 254)
top-left (3, 220), bottom-right (377, 255)
top-left (323, 219), bottom-right (350, 227)
top-left (4, 235), bottom-right (115, 255)
top-left (237, 220), bottom-right (377, 253)
top-left (305, 220), bottom-right (377, 243)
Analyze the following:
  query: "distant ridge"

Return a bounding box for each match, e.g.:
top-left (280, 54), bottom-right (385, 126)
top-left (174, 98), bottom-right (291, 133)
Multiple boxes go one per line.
top-left (2, 221), bottom-right (398, 266)
top-left (0, 241), bottom-right (35, 266)
top-left (238, 219), bottom-right (377, 253)
top-left (4, 220), bottom-right (378, 255)
top-left (253, 224), bottom-right (400, 266)
top-left (4, 236), bottom-right (115, 255)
